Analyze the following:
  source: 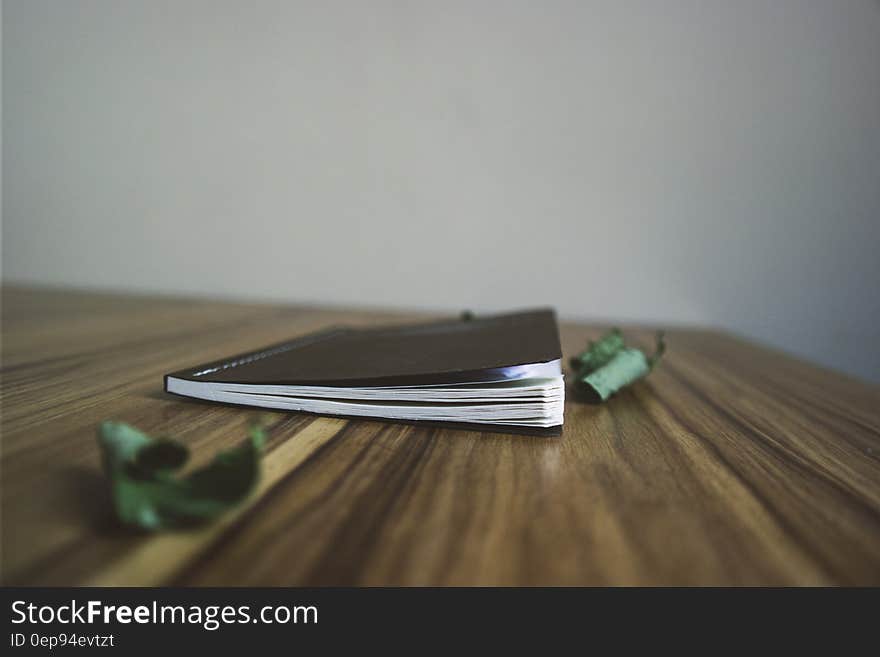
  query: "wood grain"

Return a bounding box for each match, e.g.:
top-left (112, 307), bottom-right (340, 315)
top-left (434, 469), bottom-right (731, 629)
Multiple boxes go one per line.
top-left (2, 285), bottom-right (879, 585)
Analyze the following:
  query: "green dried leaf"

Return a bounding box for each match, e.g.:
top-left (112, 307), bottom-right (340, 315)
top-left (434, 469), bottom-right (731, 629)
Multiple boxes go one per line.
top-left (98, 420), bottom-right (265, 531)
top-left (573, 331), bottom-right (666, 403)
top-left (569, 327), bottom-right (625, 373)
top-left (576, 348), bottom-right (650, 403)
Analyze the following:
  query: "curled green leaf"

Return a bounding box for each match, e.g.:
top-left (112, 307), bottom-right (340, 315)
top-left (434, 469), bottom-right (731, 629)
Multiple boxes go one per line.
top-left (568, 327), bottom-right (625, 373)
top-left (573, 330), bottom-right (666, 403)
top-left (98, 419), bottom-right (265, 531)
top-left (576, 348), bottom-right (649, 403)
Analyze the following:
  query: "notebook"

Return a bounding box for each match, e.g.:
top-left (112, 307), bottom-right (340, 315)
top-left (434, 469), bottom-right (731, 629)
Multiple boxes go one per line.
top-left (165, 309), bottom-right (564, 434)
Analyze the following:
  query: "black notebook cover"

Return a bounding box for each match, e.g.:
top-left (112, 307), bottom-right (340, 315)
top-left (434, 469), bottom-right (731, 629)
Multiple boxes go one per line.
top-left (166, 308), bottom-right (562, 388)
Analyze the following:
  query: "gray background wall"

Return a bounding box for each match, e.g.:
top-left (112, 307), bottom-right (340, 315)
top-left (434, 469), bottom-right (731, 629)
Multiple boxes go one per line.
top-left (3, 0), bottom-right (879, 382)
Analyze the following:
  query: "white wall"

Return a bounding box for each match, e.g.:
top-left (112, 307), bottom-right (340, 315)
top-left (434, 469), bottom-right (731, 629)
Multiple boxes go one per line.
top-left (3, 0), bottom-right (879, 382)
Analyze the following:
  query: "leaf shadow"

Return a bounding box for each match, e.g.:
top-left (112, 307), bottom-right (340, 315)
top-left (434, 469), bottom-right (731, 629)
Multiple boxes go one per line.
top-left (56, 464), bottom-right (120, 533)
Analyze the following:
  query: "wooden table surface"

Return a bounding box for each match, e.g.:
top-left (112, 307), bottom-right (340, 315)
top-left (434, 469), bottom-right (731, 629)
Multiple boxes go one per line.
top-left (2, 286), bottom-right (879, 586)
